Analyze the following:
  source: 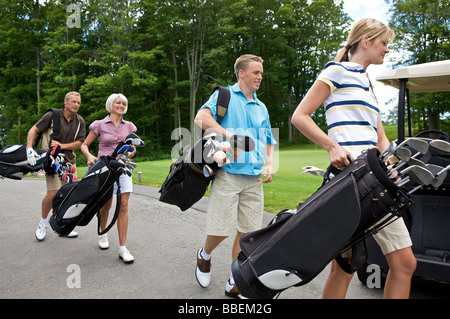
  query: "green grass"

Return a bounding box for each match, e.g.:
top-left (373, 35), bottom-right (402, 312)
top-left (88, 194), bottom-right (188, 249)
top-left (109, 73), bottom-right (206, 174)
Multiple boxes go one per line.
top-left (383, 124), bottom-right (398, 142)
top-left (76, 146), bottom-right (330, 214)
top-left (262, 146), bottom-right (329, 213)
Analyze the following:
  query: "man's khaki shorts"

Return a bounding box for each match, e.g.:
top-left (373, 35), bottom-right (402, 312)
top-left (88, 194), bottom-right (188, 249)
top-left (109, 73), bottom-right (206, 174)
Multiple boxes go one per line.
top-left (45, 165), bottom-right (76, 191)
top-left (206, 170), bottom-right (264, 237)
top-left (46, 174), bottom-right (64, 191)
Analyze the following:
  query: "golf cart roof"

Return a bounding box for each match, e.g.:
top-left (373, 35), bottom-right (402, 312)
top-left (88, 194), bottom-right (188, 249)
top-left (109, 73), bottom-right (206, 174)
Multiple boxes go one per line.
top-left (376, 59), bottom-right (450, 93)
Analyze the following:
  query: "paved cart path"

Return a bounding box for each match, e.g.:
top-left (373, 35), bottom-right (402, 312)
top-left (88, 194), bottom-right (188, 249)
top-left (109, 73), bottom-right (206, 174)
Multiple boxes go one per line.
top-left (0, 178), bottom-right (447, 299)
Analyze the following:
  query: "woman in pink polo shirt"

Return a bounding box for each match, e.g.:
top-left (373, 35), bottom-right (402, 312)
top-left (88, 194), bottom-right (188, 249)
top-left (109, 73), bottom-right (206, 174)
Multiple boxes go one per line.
top-left (81, 93), bottom-right (137, 264)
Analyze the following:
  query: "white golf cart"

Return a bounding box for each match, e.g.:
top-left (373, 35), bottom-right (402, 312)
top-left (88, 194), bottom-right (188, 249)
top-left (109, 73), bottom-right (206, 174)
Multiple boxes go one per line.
top-left (357, 60), bottom-right (450, 285)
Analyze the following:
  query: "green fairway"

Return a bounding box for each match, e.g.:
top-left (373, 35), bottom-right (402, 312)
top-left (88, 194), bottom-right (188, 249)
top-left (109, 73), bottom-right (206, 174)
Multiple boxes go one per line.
top-left (76, 146), bottom-right (330, 214)
top-left (262, 146), bottom-right (329, 213)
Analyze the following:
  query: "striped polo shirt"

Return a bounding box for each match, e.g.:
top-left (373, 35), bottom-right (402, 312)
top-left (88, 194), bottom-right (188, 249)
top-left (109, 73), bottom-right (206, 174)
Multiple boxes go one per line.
top-left (317, 61), bottom-right (380, 158)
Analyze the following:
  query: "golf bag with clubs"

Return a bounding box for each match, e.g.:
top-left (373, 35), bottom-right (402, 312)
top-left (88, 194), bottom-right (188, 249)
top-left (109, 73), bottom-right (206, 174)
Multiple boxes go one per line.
top-left (0, 109), bottom-right (69, 180)
top-left (359, 134), bottom-right (450, 285)
top-left (159, 85), bottom-right (255, 211)
top-left (379, 136), bottom-right (450, 193)
top-left (49, 133), bottom-right (144, 236)
top-left (231, 147), bottom-right (415, 299)
top-left (0, 144), bottom-right (64, 180)
top-left (159, 132), bottom-right (255, 211)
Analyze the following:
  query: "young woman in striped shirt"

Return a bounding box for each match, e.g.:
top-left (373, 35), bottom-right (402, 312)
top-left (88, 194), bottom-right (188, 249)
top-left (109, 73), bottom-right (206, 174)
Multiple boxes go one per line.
top-left (291, 18), bottom-right (416, 299)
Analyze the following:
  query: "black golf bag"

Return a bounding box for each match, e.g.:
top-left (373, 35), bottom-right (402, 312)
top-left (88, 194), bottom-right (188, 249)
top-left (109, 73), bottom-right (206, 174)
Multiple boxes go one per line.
top-left (50, 155), bottom-right (123, 236)
top-left (158, 138), bottom-right (216, 211)
top-left (232, 148), bottom-right (413, 299)
top-left (49, 133), bottom-right (144, 236)
top-left (0, 109), bottom-right (65, 180)
top-left (159, 132), bottom-right (256, 211)
top-left (159, 86), bottom-right (230, 211)
top-left (0, 145), bottom-right (53, 179)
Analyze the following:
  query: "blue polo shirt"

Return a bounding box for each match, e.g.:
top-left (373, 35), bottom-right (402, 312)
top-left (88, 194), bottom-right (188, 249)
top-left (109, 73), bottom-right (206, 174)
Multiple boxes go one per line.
top-left (199, 83), bottom-right (276, 176)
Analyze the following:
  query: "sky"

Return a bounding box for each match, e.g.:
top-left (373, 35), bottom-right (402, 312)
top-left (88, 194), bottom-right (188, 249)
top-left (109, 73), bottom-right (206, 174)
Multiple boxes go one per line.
top-left (342, 0), bottom-right (400, 116)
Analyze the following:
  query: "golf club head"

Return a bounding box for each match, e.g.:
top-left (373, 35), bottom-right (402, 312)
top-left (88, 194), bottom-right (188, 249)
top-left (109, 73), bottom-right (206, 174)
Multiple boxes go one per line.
top-left (204, 139), bottom-right (220, 163)
top-left (56, 154), bottom-right (65, 163)
top-left (65, 162), bottom-right (76, 174)
top-left (379, 141), bottom-right (396, 159)
top-left (406, 157), bottom-right (426, 168)
top-left (203, 164), bottom-right (214, 177)
top-left (302, 166), bottom-right (325, 177)
top-left (203, 132), bottom-right (217, 141)
top-left (62, 172), bottom-right (77, 183)
top-left (426, 164), bottom-right (449, 188)
top-left (395, 147), bottom-right (411, 163)
top-left (401, 165), bottom-right (434, 187)
top-left (429, 139), bottom-right (450, 154)
top-left (125, 166), bottom-right (133, 176)
top-left (387, 153), bottom-right (424, 177)
top-left (126, 161), bottom-right (137, 169)
top-left (397, 138), bottom-right (429, 155)
top-left (123, 133), bottom-right (145, 147)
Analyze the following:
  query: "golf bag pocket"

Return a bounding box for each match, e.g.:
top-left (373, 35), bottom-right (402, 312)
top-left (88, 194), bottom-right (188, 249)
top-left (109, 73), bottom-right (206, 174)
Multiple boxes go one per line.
top-left (50, 156), bottom-right (123, 236)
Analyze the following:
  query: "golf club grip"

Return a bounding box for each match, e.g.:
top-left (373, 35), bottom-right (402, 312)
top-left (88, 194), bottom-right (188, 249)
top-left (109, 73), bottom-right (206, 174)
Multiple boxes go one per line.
top-left (230, 135), bottom-right (255, 152)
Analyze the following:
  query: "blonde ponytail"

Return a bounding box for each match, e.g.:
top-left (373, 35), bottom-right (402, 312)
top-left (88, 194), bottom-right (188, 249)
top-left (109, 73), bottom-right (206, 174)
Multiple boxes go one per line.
top-left (334, 18), bottom-right (395, 62)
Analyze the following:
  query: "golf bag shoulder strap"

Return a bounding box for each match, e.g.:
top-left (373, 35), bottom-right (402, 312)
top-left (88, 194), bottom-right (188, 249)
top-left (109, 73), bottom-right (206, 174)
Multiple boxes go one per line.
top-left (211, 86), bottom-right (230, 125)
top-left (335, 240), bottom-right (367, 274)
top-left (98, 181), bottom-right (121, 235)
top-left (34, 108), bottom-right (60, 147)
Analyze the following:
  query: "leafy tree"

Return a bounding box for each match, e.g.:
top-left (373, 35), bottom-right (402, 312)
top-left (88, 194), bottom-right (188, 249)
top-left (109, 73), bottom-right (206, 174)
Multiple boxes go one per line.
top-left (389, 0), bottom-right (450, 132)
top-left (0, 0), bottom-right (352, 154)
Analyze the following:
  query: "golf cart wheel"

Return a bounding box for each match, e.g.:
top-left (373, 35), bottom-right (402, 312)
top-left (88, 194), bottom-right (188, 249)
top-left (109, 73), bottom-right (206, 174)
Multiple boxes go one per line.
top-left (415, 130), bottom-right (450, 142)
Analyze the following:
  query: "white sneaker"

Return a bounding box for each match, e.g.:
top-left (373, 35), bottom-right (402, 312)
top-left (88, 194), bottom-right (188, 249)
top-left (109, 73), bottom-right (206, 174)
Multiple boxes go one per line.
top-left (66, 231), bottom-right (78, 238)
top-left (119, 247), bottom-right (134, 264)
top-left (35, 224), bottom-right (47, 241)
top-left (59, 230), bottom-right (78, 238)
top-left (225, 279), bottom-right (248, 299)
top-left (98, 234), bottom-right (109, 249)
top-left (195, 248), bottom-right (211, 288)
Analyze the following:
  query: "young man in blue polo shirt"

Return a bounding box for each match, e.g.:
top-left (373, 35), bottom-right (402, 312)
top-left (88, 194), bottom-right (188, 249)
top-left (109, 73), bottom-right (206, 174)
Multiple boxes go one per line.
top-left (194, 54), bottom-right (276, 298)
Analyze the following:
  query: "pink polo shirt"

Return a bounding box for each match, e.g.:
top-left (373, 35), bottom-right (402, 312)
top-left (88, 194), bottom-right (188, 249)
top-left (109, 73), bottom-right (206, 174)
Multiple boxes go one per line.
top-left (89, 115), bottom-right (137, 157)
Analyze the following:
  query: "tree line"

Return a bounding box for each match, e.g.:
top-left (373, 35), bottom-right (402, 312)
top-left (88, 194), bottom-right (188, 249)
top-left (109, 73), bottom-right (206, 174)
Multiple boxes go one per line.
top-left (1, 0), bottom-right (448, 161)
